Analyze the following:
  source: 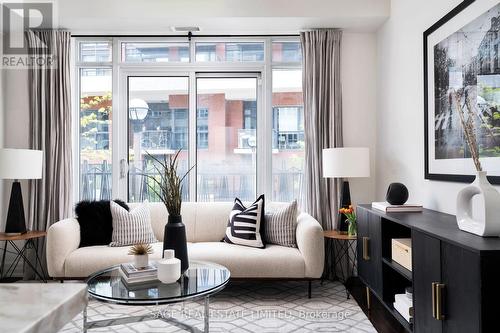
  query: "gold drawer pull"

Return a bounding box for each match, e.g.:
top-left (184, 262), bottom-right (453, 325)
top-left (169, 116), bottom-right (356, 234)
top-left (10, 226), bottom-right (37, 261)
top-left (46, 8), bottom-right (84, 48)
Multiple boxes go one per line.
top-left (436, 283), bottom-right (445, 320)
top-left (362, 237), bottom-right (370, 260)
top-left (431, 282), bottom-right (437, 319)
top-left (432, 282), bottom-right (445, 320)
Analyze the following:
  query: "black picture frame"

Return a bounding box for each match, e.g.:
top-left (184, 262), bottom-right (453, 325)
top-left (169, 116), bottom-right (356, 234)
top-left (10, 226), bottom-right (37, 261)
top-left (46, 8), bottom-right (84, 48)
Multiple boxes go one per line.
top-left (423, 0), bottom-right (500, 185)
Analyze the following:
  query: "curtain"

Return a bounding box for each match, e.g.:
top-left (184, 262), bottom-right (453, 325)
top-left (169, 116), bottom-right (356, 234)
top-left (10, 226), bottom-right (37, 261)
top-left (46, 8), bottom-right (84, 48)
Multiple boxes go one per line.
top-left (301, 29), bottom-right (343, 279)
top-left (301, 29), bottom-right (343, 230)
top-left (26, 30), bottom-right (72, 279)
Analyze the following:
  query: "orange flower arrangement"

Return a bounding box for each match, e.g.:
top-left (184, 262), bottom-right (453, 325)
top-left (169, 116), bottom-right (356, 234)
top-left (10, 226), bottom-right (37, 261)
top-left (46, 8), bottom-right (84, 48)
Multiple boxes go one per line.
top-left (339, 205), bottom-right (357, 236)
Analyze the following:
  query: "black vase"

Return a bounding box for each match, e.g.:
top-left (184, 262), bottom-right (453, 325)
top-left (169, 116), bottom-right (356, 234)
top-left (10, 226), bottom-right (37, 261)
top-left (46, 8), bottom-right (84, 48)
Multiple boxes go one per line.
top-left (163, 215), bottom-right (189, 274)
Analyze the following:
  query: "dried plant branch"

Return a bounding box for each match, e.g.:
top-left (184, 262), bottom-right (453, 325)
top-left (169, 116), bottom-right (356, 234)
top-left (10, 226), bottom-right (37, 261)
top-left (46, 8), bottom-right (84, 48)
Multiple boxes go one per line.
top-left (128, 243), bottom-right (154, 255)
top-left (451, 90), bottom-right (482, 172)
top-left (142, 149), bottom-right (195, 216)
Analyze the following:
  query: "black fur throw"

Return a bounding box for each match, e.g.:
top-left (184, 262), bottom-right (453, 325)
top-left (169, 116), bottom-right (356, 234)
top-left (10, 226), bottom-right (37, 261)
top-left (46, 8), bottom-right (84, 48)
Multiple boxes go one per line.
top-left (75, 200), bottom-right (129, 247)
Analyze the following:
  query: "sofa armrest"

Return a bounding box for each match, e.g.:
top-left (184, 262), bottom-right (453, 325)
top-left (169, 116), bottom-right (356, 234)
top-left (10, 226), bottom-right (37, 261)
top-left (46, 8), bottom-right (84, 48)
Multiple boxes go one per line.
top-left (296, 213), bottom-right (324, 279)
top-left (47, 218), bottom-right (80, 278)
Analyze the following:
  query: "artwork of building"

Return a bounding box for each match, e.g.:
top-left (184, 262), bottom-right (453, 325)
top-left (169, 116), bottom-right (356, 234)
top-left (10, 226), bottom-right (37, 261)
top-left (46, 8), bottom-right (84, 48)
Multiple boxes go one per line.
top-left (434, 4), bottom-right (500, 160)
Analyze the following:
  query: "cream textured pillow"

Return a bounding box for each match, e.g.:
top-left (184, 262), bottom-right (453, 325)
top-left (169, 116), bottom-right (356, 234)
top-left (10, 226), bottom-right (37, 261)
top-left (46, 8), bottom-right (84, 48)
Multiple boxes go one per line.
top-left (264, 200), bottom-right (298, 248)
top-left (109, 201), bottom-right (157, 247)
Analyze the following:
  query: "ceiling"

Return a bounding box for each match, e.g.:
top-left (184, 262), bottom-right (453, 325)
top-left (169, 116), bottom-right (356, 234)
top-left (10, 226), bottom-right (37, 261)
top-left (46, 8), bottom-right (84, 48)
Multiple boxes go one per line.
top-left (54, 0), bottom-right (390, 34)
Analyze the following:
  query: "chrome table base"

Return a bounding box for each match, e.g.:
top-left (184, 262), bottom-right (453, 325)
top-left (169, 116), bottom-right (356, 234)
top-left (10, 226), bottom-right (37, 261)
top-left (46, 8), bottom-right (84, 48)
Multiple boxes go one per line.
top-left (83, 296), bottom-right (210, 333)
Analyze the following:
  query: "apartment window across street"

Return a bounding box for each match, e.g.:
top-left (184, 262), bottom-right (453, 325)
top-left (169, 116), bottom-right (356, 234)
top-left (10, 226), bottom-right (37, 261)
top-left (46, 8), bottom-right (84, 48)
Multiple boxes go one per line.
top-left (75, 37), bottom-right (303, 203)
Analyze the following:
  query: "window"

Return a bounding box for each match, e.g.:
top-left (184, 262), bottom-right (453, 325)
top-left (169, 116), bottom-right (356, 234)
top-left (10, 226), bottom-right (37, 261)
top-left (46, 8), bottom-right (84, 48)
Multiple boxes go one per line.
top-left (79, 41), bottom-right (112, 62)
top-left (127, 77), bottom-right (190, 203)
top-left (197, 108), bottom-right (209, 149)
top-left (272, 69), bottom-right (304, 202)
top-left (272, 41), bottom-right (302, 63)
top-left (196, 77), bottom-right (258, 202)
top-left (79, 68), bottom-right (112, 200)
top-left (74, 37), bottom-right (303, 204)
top-left (195, 42), bottom-right (264, 62)
top-left (121, 42), bottom-right (190, 62)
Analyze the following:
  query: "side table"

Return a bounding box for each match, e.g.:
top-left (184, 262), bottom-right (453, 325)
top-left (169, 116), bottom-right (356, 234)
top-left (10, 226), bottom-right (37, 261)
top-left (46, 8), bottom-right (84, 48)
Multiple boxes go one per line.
top-left (0, 231), bottom-right (48, 282)
top-left (324, 230), bottom-right (357, 298)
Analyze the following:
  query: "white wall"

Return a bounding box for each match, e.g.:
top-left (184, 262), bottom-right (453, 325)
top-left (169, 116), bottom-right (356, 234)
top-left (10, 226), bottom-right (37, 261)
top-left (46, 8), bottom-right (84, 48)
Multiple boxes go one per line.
top-left (375, 0), bottom-right (500, 214)
top-left (1, 69), bottom-right (30, 231)
top-left (342, 33), bottom-right (378, 206)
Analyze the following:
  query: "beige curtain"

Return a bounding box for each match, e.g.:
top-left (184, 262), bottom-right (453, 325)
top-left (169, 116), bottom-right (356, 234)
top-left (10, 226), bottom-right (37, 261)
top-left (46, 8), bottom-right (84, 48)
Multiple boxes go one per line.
top-left (26, 30), bottom-right (72, 278)
top-left (301, 29), bottom-right (343, 230)
top-left (301, 29), bottom-right (343, 280)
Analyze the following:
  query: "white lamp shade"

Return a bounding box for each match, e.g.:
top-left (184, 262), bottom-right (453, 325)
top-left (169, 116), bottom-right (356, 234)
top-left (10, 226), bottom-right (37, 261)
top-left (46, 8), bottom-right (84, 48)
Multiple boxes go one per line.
top-left (0, 149), bottom-right (43, 179)
top-left (322, 147), bottom-right (370, 178)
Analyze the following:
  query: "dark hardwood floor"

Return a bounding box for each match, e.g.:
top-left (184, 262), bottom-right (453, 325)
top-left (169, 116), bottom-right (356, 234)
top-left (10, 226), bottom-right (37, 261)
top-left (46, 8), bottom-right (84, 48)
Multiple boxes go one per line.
top-left (347, 277), bottom-right (407, 333)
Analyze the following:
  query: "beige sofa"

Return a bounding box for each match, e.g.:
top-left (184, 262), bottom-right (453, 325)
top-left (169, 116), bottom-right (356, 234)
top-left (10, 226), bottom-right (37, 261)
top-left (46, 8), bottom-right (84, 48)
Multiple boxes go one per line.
top-left (47, 202), bottom-right (324, 280)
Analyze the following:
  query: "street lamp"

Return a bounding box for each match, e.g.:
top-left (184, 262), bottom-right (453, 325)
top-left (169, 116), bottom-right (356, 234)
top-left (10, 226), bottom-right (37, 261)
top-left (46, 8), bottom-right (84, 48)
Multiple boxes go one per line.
top-left (129, 98), bottom-right (149, 121)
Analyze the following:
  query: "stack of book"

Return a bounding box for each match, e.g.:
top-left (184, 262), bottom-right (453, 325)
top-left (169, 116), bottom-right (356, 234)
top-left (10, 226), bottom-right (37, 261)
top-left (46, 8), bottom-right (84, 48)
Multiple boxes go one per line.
top-left (119, 262), bottom-right (158, 285)
top-left (372, 202), bottom-right (423, 213)
top-left (394, 291), bottom-right (414, 324)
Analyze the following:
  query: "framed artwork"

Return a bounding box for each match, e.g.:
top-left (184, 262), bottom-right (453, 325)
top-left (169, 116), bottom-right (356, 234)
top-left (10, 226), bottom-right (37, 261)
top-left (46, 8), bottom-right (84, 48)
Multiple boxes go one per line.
top-left (424, 0), bottom-right (500, 184)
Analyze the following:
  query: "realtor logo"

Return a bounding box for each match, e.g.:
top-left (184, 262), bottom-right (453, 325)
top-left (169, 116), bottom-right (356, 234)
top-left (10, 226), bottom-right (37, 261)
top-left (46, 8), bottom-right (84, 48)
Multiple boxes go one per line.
top-left (2, 2), bottom-right (53, 54)
top-left (2, 2), bottom-right (54, 67)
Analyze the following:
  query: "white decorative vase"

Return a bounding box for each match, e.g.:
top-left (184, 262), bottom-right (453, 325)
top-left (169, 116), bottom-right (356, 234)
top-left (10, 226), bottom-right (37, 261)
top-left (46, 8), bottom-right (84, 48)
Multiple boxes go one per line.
top-left (456, 171), bottom-right (500, 237)
top-left (157, 250), bottom-right (181, 284)
top-left (133, 254), bottom-right (149, 269)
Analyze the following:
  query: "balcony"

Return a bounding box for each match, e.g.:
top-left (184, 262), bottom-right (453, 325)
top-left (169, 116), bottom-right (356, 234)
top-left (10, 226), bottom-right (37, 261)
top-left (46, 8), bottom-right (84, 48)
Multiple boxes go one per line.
top-left (236, 129), bottom-right (305, 151)
top-left (80, 161), bottom-right (303, 203)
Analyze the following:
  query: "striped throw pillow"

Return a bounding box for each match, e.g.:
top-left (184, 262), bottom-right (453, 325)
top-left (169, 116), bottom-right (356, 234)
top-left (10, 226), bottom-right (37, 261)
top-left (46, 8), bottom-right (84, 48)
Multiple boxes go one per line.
top-left (223, 195), bottom-right (265, 248)
top-left (264, 201), bottom-right (298, 248)
top-left (109, 201), bottom-right (157, 247)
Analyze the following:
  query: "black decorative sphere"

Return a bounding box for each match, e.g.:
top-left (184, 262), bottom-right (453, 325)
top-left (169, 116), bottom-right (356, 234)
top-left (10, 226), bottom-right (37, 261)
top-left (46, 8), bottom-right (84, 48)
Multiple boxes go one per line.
top-left (386, 183), bottom-right (409, 205)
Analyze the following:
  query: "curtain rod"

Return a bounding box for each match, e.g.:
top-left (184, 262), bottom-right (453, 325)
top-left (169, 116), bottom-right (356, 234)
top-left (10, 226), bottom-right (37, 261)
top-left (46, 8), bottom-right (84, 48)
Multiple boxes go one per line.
top-left (71, 33), bottom-right (300, 38)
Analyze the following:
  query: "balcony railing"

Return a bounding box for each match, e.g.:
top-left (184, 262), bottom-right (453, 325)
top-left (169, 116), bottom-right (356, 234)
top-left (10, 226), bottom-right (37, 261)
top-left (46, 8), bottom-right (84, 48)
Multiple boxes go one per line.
top-left (82, 129), bottom-right (305, 152)
top-left (237, 129), bottom-right (305, 150)
top-left (80, 161), bottom-right (303, 203)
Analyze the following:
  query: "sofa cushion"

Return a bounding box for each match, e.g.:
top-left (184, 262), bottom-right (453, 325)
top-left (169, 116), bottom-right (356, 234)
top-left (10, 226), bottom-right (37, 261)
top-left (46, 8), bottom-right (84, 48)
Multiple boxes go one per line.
top-left (223, 195), bottom-right (266, 248)
top-left (264, 200), bottom-right (298, 248)
top-left (75, 199), bottom-right (129, 247)
top-left (64, 242), bottom-right (165, 277)
top-left (64, 241), bottom-right (306, 278)
top-left (188, 242), bottom-right (305, 278)
top-left (110, 201), bottom-right (157, 247)
top-left (131, 201), bottom-right (294, 243)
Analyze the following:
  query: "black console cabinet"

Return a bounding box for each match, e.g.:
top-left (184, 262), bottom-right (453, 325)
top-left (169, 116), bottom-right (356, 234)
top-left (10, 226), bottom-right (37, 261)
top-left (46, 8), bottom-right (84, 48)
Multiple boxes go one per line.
top-left (357, 204), bottom-right (500, 333)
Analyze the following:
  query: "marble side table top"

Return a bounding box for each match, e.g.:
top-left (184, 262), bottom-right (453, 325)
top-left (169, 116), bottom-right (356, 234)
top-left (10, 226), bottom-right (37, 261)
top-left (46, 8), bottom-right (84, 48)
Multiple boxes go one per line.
top-left (0, 283), bottom-right (88, 333)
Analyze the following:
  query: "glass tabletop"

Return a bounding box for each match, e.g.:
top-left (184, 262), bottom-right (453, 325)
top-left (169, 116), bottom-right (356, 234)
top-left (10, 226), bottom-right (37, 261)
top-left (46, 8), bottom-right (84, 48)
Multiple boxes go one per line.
top-left (87, 261), bottom-right (230, 305)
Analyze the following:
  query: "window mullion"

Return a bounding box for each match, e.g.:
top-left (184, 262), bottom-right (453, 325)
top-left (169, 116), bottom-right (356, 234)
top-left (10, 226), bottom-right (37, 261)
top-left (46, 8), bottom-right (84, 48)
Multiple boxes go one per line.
top-left (262, 38), bottom-right (273, 200)
top-left (112, 37), bottom-right (125, 200)
top-left (188, 71), bottom-right (197, 201)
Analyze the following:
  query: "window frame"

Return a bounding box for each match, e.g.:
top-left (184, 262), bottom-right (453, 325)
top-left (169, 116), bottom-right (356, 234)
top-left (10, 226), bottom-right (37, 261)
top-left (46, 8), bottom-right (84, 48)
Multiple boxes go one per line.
top-left (73, 35), bottom-right (302, 203)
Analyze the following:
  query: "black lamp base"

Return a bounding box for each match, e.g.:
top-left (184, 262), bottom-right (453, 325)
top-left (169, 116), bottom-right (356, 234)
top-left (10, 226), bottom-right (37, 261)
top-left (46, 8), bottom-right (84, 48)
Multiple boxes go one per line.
top-left (5, 181), bottom-right (27, 235)
top-left (338, 180), bottom-right (351, 233)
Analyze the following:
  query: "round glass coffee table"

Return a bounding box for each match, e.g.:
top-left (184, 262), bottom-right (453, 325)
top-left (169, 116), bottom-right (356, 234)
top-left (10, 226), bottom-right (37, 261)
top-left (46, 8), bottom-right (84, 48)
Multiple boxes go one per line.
top-left (85, 260), bottom-right (230, 333)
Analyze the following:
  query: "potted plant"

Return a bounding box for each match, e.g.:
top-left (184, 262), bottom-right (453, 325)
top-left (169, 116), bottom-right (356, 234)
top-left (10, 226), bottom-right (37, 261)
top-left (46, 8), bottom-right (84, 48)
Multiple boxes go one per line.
top-left (339, 205), bottom-right (357, 236)
top-left (145, 150), bottom-right (194, 274)
top-left (128, 243), bottom-right (153, 269)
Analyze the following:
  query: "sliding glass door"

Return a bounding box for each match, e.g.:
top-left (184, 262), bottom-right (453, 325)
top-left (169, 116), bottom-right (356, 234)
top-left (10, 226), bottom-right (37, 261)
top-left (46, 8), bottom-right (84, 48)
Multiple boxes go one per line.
top-left (122, 73), bottom-right (260, 202)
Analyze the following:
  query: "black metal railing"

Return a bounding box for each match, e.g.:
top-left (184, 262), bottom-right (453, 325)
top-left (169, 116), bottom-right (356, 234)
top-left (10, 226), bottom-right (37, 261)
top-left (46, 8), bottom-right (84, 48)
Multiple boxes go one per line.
top-left (80, 161), bottom-right (303, 203)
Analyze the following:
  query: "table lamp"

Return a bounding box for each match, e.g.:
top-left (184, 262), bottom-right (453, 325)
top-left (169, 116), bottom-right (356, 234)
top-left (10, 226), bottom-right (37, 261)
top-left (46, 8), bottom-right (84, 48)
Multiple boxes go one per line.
top-left (322, 147), bottom-right (370, 232)
top-left (0, 149), bottom-right (43, 235)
